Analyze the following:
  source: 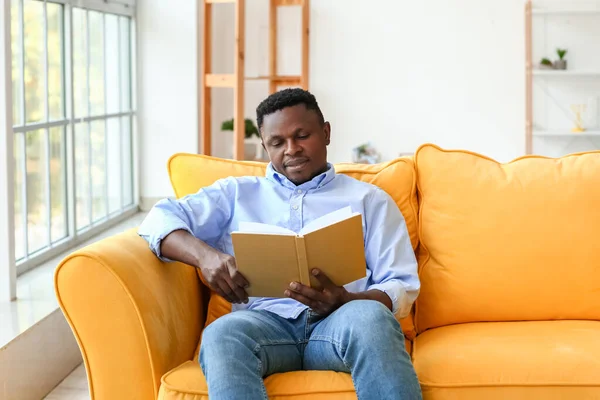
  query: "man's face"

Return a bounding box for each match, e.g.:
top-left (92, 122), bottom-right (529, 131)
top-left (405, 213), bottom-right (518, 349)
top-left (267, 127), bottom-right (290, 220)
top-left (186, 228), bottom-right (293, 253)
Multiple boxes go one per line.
top-left (261, 104), bottom-right (331, 185)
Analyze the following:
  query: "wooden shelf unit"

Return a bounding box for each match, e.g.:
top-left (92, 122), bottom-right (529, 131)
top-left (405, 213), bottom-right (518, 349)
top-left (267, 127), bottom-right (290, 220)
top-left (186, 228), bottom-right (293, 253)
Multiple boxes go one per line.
top-left (198, 0), bottom-right (310, 159)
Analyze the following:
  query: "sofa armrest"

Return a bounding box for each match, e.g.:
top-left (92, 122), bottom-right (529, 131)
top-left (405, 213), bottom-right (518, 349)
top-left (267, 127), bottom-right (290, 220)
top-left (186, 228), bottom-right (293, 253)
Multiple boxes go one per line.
top-left (55, 228), bottom-right (205, 400)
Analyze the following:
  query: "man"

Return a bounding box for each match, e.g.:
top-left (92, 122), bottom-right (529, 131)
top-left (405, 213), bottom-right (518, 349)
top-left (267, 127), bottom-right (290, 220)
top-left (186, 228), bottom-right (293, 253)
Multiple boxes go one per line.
top-left (138, 88), bottom-right (422, 399)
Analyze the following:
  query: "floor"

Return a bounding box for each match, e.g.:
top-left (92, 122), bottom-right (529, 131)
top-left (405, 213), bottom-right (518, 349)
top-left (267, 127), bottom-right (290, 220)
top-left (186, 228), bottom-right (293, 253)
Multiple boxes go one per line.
top-left (44, 364), bottom-right (90, 400)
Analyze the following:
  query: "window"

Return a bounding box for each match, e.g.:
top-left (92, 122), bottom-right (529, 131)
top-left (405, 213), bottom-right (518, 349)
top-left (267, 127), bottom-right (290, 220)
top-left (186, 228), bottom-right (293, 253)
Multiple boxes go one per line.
top-left (11, 0), bottom-right (136, 273)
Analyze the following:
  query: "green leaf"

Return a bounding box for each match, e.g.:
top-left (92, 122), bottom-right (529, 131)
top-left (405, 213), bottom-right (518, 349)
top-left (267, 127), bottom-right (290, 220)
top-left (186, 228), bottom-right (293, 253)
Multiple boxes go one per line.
top-left (556, 48), bottom-right (567, 60)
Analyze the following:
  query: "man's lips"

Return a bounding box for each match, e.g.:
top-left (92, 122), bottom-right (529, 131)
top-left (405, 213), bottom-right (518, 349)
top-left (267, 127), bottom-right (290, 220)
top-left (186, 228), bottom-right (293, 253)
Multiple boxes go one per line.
top-left (284, 159), bottom-right (309, 169)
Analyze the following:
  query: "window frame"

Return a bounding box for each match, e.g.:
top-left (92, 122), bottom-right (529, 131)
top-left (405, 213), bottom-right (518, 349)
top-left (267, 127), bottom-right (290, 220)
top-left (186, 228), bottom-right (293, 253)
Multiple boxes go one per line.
top-left (1, 0), bottom-right (17, 301)
top-left (9, 0), bottom-right (138, 276)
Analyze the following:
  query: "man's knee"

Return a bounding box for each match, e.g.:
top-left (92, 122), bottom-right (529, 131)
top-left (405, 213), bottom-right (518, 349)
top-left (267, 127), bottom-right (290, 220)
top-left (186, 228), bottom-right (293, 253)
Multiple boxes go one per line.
top-left (200, 311), bottom-right (261, 358)
top-left (336, 300), bottom-right (403, 341)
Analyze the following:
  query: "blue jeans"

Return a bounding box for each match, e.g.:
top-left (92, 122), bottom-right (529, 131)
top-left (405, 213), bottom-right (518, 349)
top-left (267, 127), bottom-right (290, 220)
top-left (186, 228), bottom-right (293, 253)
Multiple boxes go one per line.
top-left (199, 299), bottom-right (422, 400)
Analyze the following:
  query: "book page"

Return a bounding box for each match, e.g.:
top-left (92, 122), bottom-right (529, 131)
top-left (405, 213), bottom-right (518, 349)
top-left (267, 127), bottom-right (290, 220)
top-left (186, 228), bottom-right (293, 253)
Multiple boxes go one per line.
top-left (300, 206), bottom-right (358, 235)
top-left (237, 221), bottom-right (295, 235)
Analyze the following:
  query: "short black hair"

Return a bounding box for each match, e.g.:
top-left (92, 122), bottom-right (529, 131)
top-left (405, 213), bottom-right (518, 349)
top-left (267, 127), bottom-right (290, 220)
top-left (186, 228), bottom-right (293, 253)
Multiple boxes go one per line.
top-left (256, 88), bottom-right (325, 131)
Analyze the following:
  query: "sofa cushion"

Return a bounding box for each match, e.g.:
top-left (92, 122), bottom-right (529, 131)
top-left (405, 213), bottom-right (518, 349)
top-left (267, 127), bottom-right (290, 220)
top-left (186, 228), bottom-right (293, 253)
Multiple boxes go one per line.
top-left (413, 320), bottom-right (600, 400)
top-left (414, 144), bottom-right (600, 332)
top-left (158, 360), bottom-right (357, 400)
top-left (167, 153), bottom-right (420, 349)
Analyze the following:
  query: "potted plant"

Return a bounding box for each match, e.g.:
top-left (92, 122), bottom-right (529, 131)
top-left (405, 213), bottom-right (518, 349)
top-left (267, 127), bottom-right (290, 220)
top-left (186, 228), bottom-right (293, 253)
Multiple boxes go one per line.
top-left (554, 48), bottom-right (567, 70)
top-left (221, 118), bottom-right (263, 159)
top-left (221, 118), bottom-right (259, 139)
top-left (539, 58), bottom-right (554, 70)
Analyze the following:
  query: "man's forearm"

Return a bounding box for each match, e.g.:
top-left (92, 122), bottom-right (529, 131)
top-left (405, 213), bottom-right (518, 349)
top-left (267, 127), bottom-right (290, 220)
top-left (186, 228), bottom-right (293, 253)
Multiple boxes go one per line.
top-left (346, 290), bottom-right (393, 312)
top-left (160, 229), bottom-right (214, 267)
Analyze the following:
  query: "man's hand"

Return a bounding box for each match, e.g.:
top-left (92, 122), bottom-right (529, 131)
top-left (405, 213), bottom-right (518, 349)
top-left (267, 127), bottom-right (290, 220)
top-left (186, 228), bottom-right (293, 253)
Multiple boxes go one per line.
top-left (159, 229), bottom-right (249, 304)
top-left (284, 269), bottom-right (352, 316)
top-left (200, 250), bottom-right (249, 304)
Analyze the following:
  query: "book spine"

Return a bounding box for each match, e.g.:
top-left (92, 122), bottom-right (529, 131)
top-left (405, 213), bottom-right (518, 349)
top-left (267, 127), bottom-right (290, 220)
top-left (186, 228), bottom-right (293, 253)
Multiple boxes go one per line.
top-left (294, 236), bottom-right (311, 287)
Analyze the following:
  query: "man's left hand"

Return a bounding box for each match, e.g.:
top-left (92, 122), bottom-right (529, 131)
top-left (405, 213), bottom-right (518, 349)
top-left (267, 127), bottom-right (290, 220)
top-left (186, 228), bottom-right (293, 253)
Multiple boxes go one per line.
top-left (285, 269), bottom-right (352, 316)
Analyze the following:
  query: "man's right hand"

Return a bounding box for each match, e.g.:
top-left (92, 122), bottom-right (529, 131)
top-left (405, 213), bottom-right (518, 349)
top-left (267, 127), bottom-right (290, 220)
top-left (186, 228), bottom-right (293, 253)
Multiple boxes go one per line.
top-left (159, 230), bottom-right (250, 304)
top-left (199, 250), bottom-right (249, 304)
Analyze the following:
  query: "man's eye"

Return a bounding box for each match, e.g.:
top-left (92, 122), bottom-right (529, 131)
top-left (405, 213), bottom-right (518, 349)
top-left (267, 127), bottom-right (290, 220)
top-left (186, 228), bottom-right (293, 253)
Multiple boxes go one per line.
top-left (270, 141), bottom-right (282, 147)
top-left (298, 134), bottom-right (309, 139)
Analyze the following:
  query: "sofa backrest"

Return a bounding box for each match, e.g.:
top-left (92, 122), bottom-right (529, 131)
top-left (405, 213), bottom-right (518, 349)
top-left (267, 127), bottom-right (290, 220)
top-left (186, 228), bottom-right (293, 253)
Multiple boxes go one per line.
top-left (167, 153), bottom-right (420, 338)
top-left (414, 144), bottom-right (600, 333)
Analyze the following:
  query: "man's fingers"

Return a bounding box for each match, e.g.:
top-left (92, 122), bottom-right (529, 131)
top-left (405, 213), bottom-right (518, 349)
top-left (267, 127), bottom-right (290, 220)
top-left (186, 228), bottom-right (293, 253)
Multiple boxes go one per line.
top-left (227, 258), bottom-right (250, 289)
top-left (287, 282), bottom-right (326, 303)
top-left (285, 289), bottom-right (319, 309)
top-left (216, 279), bottom-right (237, 303)
top-left (311, 269), bottom-right (336, 290)
top-left (222, 272), bottom-right (248, 304)
top-left (225, 260), bottom-right (249, 303)
top-left (229, 266), bottom-right (250, 289)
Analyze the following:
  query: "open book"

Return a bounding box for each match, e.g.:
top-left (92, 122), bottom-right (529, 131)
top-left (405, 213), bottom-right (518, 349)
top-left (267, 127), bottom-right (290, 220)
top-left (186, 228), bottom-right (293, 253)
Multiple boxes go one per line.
top-left (231, 207), bottom-right (367, 298)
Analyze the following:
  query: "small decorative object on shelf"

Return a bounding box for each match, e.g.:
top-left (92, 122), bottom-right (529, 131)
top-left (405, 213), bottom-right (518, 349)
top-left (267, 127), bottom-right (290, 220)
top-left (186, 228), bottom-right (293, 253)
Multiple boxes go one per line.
top-left (540, 57), bottom-right (554, 69)
top-left (221, 118), bottom-right (260, 139)
top-left (571, 104), bottom-right (587, 133)
top-left (554, 48), bottom-right (568, 70)
top-left (352, 142), bottom-right (381, 164)
top-left (221, 118), bottom-right (266, 160)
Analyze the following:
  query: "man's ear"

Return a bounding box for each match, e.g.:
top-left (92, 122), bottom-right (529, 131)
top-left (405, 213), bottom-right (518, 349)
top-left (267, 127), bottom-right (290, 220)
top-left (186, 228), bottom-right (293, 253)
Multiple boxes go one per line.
top-left (323, 122), bottom-right (331, 145)
top-left (260, 130), bottom-right (266, 150)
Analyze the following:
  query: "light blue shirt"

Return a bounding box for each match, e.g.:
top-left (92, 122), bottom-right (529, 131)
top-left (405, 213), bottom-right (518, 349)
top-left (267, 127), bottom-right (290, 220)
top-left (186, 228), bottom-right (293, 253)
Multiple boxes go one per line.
top-left (138, 163), bottom-right (420, 319)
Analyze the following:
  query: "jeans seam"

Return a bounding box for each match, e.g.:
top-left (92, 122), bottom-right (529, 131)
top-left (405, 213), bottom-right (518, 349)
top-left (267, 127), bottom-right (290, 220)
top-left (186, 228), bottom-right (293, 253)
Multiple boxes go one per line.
top-left (253, 344), bottom-right (269, 400)
top-left (307, 335), bottom-right (347, 353)
top-left (256, 339), bottom-right (298, 346)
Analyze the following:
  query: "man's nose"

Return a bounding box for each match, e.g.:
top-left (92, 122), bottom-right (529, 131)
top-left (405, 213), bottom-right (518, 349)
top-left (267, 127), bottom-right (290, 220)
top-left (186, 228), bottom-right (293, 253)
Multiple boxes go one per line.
top-left (284, 140), bottom-right (302, 155)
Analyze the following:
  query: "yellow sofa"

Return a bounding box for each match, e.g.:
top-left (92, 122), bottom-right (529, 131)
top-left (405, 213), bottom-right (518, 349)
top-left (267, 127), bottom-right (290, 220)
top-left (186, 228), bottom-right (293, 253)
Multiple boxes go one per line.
top-left (55, 143), bottom-right (600, 400)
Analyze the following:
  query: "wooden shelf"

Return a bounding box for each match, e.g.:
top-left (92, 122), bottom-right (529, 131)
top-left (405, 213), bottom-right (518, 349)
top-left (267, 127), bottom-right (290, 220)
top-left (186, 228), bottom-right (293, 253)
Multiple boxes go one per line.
top-left (205, 74), bottom-right (235, 87)
top-left (199, 0), bottom-right (309, 160)
top-left (275, 0), bottom-right (303, 5)
top-left (534, 130), bottom-right (600, 137)
top-left (245, 75), bottom-right (301, 83)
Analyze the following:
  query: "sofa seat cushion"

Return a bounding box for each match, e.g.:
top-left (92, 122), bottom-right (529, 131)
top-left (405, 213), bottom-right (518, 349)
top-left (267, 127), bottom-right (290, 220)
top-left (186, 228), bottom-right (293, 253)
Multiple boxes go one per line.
top-left (413, 320), bottom-right (600, 400)
top-left (158, 360), bottom-right (357, 400)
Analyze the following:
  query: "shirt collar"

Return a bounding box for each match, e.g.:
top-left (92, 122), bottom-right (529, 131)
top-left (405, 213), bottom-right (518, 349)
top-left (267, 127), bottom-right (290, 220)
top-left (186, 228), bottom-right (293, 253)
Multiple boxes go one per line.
top-left (266, 162), bottom-right (336, 191)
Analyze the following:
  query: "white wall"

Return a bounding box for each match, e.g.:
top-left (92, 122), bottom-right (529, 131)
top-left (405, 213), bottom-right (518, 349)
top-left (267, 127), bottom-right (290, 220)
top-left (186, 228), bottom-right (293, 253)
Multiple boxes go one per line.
top-left (137, 0), bottom-right (198, 200)
top-left (310, 0), bottom-right (525, 164)
top-left (138, 0), bottom-right (527, 199)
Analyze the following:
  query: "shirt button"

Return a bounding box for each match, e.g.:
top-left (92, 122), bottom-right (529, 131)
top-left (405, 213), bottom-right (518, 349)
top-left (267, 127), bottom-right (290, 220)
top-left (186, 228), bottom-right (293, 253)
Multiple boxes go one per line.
top-left (296, 189), bottom-right (302, 194)
top-left (292, 205), bottom-right (299, 210)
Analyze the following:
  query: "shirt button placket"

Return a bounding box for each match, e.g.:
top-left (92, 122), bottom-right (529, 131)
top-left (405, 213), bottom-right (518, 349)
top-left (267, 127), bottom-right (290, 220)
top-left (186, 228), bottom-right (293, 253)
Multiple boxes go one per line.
top-left (290, 190), bottom-right (304, 232)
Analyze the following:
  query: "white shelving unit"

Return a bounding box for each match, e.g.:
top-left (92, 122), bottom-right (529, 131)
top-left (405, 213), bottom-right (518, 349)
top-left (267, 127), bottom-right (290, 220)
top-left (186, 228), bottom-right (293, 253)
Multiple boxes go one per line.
top-left (525, 1), bottom-right (600, 156)
top-left (532, 10), bottom-right (600, 15)
top-left (534, 130), bottom-right (600, 137)
top-left (533, 70), bottom-right (600, 77)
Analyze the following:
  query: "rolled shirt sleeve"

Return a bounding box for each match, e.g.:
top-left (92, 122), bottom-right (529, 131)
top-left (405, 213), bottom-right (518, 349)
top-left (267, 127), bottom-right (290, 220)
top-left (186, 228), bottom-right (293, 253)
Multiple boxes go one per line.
top-left (364, 189), bottom-right (420, 318)
top-left (137, 179), bottom-right (233, 261)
